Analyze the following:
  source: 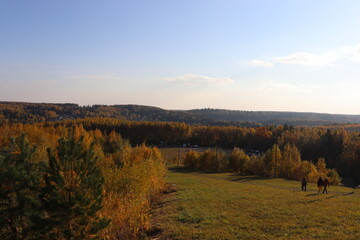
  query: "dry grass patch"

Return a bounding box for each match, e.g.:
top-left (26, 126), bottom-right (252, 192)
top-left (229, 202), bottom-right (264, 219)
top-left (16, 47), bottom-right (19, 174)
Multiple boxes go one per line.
top-left (152, 166), bottom-right (360, 240)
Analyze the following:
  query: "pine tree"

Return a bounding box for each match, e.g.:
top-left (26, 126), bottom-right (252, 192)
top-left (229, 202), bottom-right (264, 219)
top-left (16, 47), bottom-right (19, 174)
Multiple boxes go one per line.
top-left (40, 128), bottom-right (109, 240)
top-left (0, 134), bottom-right (43, 240)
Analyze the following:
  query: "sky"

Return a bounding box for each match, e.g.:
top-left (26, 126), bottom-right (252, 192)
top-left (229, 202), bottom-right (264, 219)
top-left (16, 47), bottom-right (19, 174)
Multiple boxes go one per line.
top-left (1, 0), bottom-right (360, 114)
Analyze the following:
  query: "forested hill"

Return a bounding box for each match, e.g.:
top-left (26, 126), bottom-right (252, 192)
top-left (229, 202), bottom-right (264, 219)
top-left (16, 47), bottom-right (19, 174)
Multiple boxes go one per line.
top-left (189, 109), bottom-right (360, 126)
top-left (1, 101), bottom-right (360, 126)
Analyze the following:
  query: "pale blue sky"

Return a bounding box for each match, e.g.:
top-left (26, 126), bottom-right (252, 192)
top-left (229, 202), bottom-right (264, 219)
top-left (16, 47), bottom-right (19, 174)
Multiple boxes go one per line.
top-left (1, 0), bottom-right (360, 114)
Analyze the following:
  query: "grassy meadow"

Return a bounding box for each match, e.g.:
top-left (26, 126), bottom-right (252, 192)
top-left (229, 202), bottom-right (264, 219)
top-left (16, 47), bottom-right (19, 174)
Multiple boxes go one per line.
top-left (151, 165), bottom-right (360, 240)
top-left (160, 147), bottom-right (208, 164)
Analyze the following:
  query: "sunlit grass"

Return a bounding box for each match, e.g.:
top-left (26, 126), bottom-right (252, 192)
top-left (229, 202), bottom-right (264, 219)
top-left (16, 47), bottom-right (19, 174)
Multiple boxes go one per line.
top-left (160, 147), bottom-right (208, 164)
top-left (152, 165), bottom-right (360, 240)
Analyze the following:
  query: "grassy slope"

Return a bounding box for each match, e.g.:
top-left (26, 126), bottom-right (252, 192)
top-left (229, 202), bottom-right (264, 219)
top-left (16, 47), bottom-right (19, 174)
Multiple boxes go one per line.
top-left (152, 166), bottom-right (360, 240)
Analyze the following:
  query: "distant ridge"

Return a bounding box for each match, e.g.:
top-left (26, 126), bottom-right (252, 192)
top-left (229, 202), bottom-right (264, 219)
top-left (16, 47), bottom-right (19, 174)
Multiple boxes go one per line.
top-left (1, 101), bottom-right (360, 126)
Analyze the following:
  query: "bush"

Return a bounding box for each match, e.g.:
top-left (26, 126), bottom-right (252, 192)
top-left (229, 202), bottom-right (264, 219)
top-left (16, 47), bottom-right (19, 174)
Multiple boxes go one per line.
top-left (293, 160), bottom-right (318, 182)
top-left (229, 148), bottom-right (250, 174)
top-left (99, 145), bottom-right (167, 240)
top-left (184, 150), bottom-right (200, 169)
top-left (244, 156), bottom-right (265, 176)
top-left (327, 169), bottom-right (342, 186)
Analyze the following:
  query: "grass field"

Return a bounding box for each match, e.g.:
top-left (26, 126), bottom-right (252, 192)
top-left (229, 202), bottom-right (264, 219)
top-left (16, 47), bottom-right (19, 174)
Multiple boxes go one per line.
top-left (151, 166), bottom-right (360, 240)
top-left (160, 147), bottom-right (209, 164)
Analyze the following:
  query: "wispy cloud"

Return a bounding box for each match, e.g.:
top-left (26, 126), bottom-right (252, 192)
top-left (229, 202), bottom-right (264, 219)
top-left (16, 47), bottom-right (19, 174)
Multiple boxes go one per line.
top-left (163, 73), bottom-right (234, 85)
top-left (247, 43), bottom-right (360, 67)
top-left (246, 60), bottom-right (274, 68)
top-left (274, 52), bottom-right (337, 66)
top-left (348, 44), bottom-right (360, 63)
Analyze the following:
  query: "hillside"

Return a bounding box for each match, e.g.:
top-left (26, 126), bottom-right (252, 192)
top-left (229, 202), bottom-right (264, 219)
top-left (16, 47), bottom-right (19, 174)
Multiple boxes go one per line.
top-left (1, 101), bottom-right (360, 126)
top-left (152, 165), bottom-right (360, 240)
top-left (190, 109), bottom-right (360, 125)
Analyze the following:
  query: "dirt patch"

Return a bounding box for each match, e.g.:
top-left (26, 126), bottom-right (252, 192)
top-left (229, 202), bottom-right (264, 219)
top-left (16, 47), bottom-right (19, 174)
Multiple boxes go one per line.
top-left (146, 226), bottom-right (163, 238)
top-left (147, 183), bottom-right (178, 240)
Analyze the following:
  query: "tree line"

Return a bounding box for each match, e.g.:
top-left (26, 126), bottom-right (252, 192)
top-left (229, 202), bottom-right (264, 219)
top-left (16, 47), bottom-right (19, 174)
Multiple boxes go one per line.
top-left (59, 118), bottom-right (360, 185)
top-left (183, 145), bottom-right (341, 185)
top-left (3, 101), bottom-right (360, 126)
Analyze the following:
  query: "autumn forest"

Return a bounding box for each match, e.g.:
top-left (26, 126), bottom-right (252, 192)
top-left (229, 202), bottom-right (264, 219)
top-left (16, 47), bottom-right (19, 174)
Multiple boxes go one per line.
top-left (1, 102), bottom-right (360, 239)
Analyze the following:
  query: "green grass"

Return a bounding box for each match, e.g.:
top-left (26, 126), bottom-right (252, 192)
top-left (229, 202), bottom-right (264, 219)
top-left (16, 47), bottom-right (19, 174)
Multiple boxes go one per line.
top-left (152, 166), bottom-right (360, 240)
top-left (160, 147), bottom-right (208, 164)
